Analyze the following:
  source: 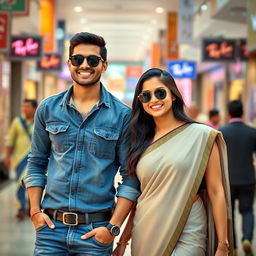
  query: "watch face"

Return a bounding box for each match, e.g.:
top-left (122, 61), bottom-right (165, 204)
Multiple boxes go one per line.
top-left (111, 226), bottom-right (120, 236)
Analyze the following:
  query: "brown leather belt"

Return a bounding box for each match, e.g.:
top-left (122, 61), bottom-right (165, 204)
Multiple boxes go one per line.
top-left (44, 209), bottom-right (112, 226)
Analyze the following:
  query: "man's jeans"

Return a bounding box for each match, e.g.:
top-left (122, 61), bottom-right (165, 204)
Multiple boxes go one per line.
top-left (231, 184), bottom-right (255, 249)
top-left (34, 220), bottom-right (113, 256)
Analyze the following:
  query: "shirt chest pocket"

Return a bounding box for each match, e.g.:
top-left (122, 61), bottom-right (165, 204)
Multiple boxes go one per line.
top-left (45, 123), bottom-right (70, 153)
top-left (90, 128), bottom-right (120, 159)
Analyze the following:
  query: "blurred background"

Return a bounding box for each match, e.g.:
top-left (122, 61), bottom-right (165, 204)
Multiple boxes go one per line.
top-left (0, 0), bottom-right (255, 255)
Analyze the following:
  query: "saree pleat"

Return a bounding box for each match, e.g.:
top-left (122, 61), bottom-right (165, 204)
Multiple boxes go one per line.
top-left (131, 123), bottom-right (233, 256)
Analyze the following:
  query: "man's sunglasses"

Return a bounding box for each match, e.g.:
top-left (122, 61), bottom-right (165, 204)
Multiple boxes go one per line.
top-left (138, 88), bottom-right (167, 103)
top-left (69, 54), bottom-right (104, 67)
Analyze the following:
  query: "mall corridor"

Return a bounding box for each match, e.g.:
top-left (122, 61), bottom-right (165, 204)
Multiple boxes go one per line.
top-left (0, 177), bottom-right (256, 256)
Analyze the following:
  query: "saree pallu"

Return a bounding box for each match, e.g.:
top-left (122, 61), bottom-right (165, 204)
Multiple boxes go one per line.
top-left (131, 123), bottom-right (233, 256)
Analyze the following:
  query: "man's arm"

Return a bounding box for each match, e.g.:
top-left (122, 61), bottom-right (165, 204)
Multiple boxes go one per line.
top-left (4, 118), bottom-right (17, 168)
top-left (4, 146), bottom-right (13, 168)
top-left (28, 186), bottom-right (55, 230)
top-left (82, 110), bottom-right (140, 244)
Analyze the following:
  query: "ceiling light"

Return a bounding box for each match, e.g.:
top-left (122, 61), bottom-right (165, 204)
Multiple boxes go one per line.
top-left (155, 7), bottom-right (164, 14)
top-left (201, 4), bottom-right (208, 11)
top-left (80, 18), bottom-right (87, 24)
top-left (74, 6), bottom-right (83, 13)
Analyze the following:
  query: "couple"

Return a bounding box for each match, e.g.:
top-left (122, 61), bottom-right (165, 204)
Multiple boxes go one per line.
top-left (23, 32), bottom-right (233, 256)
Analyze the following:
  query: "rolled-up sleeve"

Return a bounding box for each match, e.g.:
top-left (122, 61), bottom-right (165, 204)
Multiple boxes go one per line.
top-left (116, 111), bottom-right (141, 202)
top-left (23, 101), bottom-right (50, 189)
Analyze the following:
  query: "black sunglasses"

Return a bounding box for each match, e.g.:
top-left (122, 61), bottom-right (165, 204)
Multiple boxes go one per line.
top-left (138, 88), bottom-right (167, 103)
top-left (69, 54), bottom-right (104, 67)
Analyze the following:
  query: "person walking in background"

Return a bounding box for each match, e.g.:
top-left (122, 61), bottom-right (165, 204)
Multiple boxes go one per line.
top-left (113, 68), bottom-right (233, 256)
top-left (4, 99), bottom-right (37, 219)
top-left (206, 109), bottom-right (220, 129)
top-left (219, 100), bottom-right (256, 256)
top-left (23, 32), bottom-right (140, 256)
top-left (186, 101), bottom-right (208, 123)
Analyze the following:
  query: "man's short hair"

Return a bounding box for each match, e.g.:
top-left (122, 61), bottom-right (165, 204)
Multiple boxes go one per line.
top-left (24, 99), bottom-right (38, 109)
top-left (209, 109), bottom-right (219, 118)
top-left (228, 100), bottom-right (243, 118)
top-left (69, 32), bottom-right (107, 61)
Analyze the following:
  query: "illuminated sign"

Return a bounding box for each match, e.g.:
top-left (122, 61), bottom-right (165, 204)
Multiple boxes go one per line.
top-left (238, 39), bottom-right (248, 61)
top-left (0, 12), bottom-right (10, 52)
top-left (202, 39), bottom-right (236, 61)
top-left (202, 38), bottom-right (248, 62)
top-left (9, 36), bottom-right (42, 59)
top-left (167, 61), bottom-right (197, 79)
top-left (0, 0), bottom-right (29, 16)
top-left (37, 54), bottom-right (62, 71)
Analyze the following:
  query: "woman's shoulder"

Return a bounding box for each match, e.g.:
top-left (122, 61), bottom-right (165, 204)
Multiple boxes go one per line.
top-left (189, 122), bottom-right (219, 135)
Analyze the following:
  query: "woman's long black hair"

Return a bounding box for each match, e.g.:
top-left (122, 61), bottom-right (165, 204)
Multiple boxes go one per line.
top-left (127, 68), bottom-right (195, 176)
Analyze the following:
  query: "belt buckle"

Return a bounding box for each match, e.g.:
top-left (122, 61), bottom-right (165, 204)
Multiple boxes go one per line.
top-left (63, 212), bottom-right (78, 225)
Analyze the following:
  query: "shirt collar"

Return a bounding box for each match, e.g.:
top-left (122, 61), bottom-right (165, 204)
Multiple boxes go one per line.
top-left (59, 83), bottom-right (110, 108)
top-left (229, 118), bottom-right (243, 123)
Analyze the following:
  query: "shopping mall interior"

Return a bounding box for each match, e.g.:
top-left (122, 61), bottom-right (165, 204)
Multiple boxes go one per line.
top-left (0, 0), bottom-right (256, 255)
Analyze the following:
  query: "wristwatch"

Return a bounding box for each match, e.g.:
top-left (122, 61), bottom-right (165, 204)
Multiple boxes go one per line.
top-left (106, 223), bottom-right (120, 236)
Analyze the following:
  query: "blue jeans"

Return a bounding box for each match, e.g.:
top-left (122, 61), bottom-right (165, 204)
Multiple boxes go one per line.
top-left (34, 220), bottom-right (113, 256)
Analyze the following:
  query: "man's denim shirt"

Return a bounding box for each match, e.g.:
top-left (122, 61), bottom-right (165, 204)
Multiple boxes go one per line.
top-left (23, 84), bottom-right (140, 212)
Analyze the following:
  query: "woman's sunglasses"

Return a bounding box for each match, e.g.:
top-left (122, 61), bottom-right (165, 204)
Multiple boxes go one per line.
top-left (69, 54), bottom-right (104, 67)
top-left (138, 88), bottom-right (167, 103)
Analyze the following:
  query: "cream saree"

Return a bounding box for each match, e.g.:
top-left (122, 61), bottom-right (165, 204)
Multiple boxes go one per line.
top-left (131, 123), bottom-right (233, 256)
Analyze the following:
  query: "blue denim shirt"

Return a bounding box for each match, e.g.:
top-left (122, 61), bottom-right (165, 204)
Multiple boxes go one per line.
top-left (23, 84), bottom-right (140, 212)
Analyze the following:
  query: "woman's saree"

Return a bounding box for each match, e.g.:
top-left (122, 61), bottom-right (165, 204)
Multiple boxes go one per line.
top-left (131, 123), bottom-right (233, 256)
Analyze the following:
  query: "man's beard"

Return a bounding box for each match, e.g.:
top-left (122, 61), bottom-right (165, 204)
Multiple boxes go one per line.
top-left (71, 70), bottom-right (101, 87)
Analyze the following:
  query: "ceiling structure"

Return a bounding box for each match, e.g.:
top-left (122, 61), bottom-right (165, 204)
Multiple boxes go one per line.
top-left (56, 0), bottom-right (179, 62)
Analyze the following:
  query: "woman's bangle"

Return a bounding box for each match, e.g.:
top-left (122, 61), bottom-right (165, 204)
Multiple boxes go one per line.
top-left (218, 240), bottom-right (229, 247)
top-left (217, 240), bottom-right (229, 252)
top-left (117, 240), bottom-right (129, 246)
top-left (30, 211), bottom-right (42, 220)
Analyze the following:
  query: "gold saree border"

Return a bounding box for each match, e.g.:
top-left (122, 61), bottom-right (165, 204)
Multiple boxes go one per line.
top-left (141, 123), bottom-right (191, 158)
top-left (162, 129), bottom-right (218, 256)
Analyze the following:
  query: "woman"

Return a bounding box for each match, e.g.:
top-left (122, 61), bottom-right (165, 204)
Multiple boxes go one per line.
top-left (113, 68), bottom-right (233, 256)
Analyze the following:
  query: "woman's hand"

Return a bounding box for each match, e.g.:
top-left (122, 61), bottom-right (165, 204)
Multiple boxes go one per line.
top-left (215, 242), bottom-right (229, 256)
top-left (112, 242), bottom-right (128, 256)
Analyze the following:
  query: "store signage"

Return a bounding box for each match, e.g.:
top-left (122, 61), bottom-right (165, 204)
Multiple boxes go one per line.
top-left (202, 39), bottom-right (236, 61)
top-left (9, 36), bottom-right (42, 59)
top-left (0, 0), bottom-right (29, 16)
top-left (167, 61), bottom-right (197, 79)
top-left (0, 12), bottom-right (10, 52)
top-left (202, 38), bottom-right (248, 62)
top-left (37, 54), bottom-right (62, 71)
top-left (239, 39), bottom-right (248, 60)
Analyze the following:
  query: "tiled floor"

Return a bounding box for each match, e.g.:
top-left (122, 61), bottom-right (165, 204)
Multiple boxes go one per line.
top-left (0, 179), bottom-right (255, 256)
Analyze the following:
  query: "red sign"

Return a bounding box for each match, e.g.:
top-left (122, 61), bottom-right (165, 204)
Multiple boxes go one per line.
top-left (9, 36), bottom-right (42, 59)
top-left (37, 54), bottom-right (62, 71)
top-left (239, 39), bottom-right (248, 61)
top-left (202, 39), bottom-right (236, 61)
top-left (0, 12), bottom-right (10, 52)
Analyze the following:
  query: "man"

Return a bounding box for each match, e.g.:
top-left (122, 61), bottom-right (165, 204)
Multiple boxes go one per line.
top-left (4, 99), bottom-right (37, 219)
top-left (206, 109), bottom-right (220, 129)
top-left (219, 100), bottom-right (256, 256)
top-left (23, 32), bottom-right (140, 255)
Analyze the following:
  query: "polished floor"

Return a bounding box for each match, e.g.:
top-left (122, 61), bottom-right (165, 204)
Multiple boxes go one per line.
top-left (0, 178), bottom-right (255, 256)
